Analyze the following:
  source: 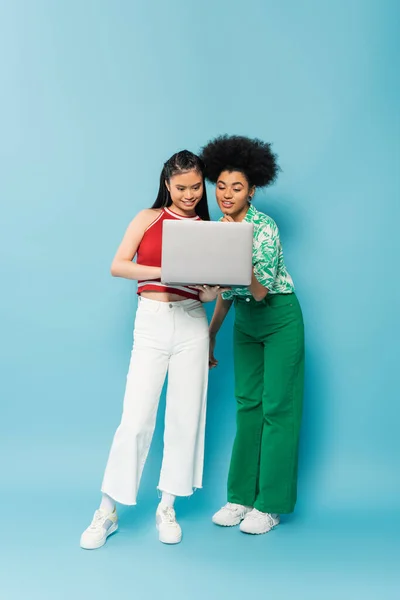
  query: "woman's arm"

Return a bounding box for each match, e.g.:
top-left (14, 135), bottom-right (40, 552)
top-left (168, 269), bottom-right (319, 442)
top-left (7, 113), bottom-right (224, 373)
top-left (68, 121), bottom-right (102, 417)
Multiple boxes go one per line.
top-left (111, 210), bottom-right (161, 280)
top-left (209, 294), bottom-right (233, 337)
top-left (249, 270), bottom-right (268, 302)
top-left (208, 295), bottom-right (233, 368)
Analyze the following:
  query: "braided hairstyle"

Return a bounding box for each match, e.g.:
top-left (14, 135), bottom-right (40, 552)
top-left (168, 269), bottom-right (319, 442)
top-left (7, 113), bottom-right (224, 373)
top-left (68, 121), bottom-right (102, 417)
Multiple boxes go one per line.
top-left (200, 135), bottom-right (280, 188)
top-left (152, 150), bottom-right (210, 221)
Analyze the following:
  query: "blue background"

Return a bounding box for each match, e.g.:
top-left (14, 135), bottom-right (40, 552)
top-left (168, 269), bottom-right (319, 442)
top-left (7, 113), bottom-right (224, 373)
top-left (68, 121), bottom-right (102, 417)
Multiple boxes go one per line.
top-left (1, 1), bottom-right (399, 598)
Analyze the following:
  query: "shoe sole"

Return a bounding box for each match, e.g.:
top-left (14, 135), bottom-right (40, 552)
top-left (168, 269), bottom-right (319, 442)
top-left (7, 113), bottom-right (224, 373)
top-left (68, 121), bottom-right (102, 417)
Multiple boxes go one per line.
top-left (157, 528), bottom-right (182, 544)
top-left (212, 511), bottom-right (252, 527)
top-left (156, 521), bottom-right (182, 544)
top-left (212, 516), bottom-right (242, 527)
top-left (240, 520), bottom-right (280, 535)
top-left (80, 523), bottom-right (118, 550)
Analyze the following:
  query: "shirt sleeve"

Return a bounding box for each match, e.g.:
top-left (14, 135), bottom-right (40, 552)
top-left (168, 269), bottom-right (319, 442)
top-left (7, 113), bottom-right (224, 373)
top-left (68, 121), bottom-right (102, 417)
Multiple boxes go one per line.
top-left (221, 289), bottom-right (234, 301)
top-left (252, 222), bottom-right (280, 290)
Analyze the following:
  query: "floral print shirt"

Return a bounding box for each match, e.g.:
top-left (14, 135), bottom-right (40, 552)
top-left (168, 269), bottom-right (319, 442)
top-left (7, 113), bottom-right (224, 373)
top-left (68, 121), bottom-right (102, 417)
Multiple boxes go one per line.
top-left (222, 204), bottom-right (295, 300)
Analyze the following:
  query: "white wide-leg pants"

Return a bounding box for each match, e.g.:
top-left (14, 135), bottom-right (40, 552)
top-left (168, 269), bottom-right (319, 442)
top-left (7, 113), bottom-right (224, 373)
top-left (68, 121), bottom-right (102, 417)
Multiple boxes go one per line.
top-left (101, 297), bottom-right (209, 505)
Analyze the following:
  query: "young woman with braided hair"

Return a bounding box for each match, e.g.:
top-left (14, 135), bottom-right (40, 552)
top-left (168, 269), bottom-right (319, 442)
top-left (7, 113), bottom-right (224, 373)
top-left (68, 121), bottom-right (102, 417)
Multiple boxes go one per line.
top-left (80, 151), bottom-right (222, 548)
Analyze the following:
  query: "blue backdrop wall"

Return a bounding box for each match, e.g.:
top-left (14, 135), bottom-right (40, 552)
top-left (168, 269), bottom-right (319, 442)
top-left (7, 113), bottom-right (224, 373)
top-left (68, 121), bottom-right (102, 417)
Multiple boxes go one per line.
top-left (1, 1), bottom-right (399, 599)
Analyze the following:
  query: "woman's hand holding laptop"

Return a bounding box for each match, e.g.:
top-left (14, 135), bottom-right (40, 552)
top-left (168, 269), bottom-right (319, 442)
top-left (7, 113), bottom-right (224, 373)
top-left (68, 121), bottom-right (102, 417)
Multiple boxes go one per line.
top-left (193, 285), bottom-right (231, 303)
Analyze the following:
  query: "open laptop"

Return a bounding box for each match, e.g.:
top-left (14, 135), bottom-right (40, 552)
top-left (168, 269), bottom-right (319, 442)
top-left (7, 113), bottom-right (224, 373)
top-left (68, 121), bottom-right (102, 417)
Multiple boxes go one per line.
top-left (161, 220), bottom-right (254, 287)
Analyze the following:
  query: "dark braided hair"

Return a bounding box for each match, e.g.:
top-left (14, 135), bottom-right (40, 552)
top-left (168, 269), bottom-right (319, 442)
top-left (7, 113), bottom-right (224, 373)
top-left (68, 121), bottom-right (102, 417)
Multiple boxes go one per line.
top-left (200, 135), bottom-right (280, 188)
top-left (152, 150), bottom-right (210, 221)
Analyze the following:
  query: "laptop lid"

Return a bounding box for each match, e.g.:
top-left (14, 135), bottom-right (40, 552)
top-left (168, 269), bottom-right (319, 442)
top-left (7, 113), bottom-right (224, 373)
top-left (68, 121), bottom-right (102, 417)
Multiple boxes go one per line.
top-left (161, 220), bottom-right (254, 287)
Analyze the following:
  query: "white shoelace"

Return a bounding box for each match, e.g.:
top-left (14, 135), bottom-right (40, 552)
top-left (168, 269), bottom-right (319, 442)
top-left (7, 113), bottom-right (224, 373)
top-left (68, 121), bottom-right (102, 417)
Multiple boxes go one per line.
top-left (89, 510), bottom-right (106, 530)
top-left (222, 502), bottom-right (250, 513)
top-left (160, 506), bottom-right (177, 525)
top-left (224, 502), bottom-right (242, 511)
top-left (247, 509), bottom-right (275, 525)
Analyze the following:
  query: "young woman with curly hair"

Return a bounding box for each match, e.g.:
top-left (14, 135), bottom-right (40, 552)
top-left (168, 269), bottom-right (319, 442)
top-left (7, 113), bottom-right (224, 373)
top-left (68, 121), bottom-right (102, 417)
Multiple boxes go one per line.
top-left (200, 136), bottom-right (305, 536)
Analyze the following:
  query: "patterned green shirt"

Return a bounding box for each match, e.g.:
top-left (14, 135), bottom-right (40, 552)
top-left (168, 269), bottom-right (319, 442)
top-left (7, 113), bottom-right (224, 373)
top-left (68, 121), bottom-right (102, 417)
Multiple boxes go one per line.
top-left (222, 204), bottom-right (295, 300)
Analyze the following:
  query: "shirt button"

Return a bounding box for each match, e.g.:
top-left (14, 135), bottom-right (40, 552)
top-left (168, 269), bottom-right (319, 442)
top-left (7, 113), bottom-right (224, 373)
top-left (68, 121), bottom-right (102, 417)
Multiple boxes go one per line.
top-left (169, 304), bottom-right (173, 308)
top-left (246, 298), bottom-right (251, 302)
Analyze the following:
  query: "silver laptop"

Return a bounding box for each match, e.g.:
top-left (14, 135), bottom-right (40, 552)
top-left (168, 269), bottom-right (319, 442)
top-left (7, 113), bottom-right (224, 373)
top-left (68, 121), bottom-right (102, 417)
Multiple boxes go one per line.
top-left (161, 220), bottom-right (254, 286)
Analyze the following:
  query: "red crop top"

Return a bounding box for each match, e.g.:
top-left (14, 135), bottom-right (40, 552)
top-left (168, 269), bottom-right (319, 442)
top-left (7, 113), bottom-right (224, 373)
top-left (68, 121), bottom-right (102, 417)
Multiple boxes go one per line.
top-left (136, 207), bottom-right (201, 300)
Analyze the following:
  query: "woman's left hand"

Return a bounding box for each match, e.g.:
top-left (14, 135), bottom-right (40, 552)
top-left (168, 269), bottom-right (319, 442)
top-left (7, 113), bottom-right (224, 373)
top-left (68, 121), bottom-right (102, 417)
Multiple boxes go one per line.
top-left (195, 285), bottom-right (230, 303)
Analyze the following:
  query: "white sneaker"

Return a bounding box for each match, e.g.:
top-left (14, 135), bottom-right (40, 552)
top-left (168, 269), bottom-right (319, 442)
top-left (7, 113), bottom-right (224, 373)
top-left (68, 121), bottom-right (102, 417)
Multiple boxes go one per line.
top-left (80, 508), bottom-right (118, 549)
top-left (156, 504), bottom-right (182, 544)
top-left (239, 509), bottom-right (280, 535)
top-left (212, 502), bottom-right (253, 527)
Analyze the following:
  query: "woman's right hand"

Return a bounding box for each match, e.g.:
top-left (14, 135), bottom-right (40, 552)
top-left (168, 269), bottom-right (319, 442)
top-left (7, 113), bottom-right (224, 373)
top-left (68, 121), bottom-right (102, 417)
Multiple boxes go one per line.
top-left (209, 335), bottom-right (218, 369)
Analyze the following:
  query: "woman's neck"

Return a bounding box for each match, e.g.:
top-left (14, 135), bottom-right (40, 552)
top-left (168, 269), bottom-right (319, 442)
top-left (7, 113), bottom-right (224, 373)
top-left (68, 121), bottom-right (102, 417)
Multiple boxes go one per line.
top-left (232, 202), bottom-right (250, 222)
top-left (167, 205), bottom-right (196, 218)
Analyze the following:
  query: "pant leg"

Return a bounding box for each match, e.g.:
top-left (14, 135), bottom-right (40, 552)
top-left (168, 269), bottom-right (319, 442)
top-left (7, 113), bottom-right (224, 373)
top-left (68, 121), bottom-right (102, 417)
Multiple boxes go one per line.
top-left (101, 299), bottom-right (170, 505)
top-left (158, 301), bottom-right (209, 496)
top-left (254, 295), bottom-right (305, 514)
top-left (227, 324), bottom-right (265, 507)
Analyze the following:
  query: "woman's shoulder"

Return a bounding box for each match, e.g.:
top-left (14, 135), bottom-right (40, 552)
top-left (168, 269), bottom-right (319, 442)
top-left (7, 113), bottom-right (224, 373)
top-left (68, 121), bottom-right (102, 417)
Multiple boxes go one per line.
top-left (139, 207), bottom-right (163, 218)
top-left (133, 208), bottom-right (163, 226)
top-left (124, 209), bottom-right (163, 236)
top-left (252, 207), bottom-right (279, 233)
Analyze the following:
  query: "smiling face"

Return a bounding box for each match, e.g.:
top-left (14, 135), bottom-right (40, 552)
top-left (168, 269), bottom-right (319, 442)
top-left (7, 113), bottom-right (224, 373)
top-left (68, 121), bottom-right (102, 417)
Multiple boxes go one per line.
top-left (216, 170), bottom-right (255, 221)
top-left (165, 170), bottom-right (204, 216)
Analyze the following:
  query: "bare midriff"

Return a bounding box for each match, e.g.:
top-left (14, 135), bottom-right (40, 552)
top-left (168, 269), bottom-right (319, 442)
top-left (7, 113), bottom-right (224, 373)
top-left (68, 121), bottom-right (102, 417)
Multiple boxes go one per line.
top-left (140, 290), bottom-right (193, 303)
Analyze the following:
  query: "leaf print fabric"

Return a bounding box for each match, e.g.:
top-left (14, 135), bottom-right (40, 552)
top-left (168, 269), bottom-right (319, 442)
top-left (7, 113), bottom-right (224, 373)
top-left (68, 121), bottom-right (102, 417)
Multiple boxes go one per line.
top-left (221, 204), bottom-right (295, 300)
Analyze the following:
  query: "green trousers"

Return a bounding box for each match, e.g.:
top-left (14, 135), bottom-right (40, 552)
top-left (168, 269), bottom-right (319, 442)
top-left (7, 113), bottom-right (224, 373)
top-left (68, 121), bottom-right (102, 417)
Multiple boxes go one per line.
top-left (227, 293), bottom-right (304, 514)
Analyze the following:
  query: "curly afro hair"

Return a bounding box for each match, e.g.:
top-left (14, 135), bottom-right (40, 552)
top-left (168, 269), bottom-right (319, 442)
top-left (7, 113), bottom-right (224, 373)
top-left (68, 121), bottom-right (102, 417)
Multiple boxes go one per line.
top-left (200, 135), bottom-right (280, 188)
